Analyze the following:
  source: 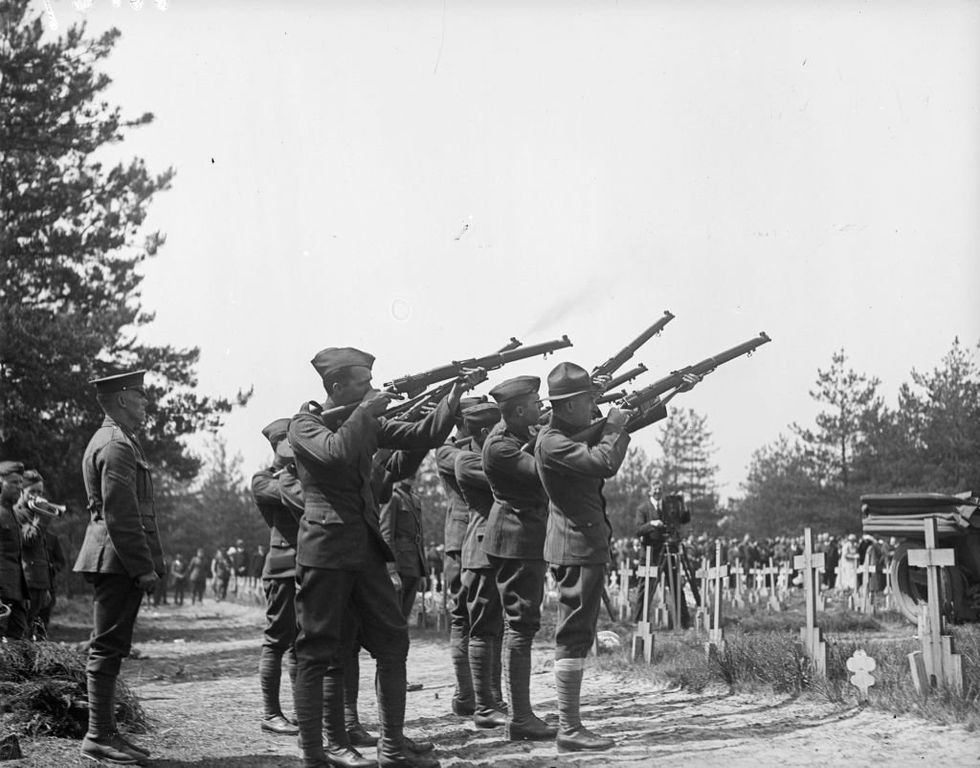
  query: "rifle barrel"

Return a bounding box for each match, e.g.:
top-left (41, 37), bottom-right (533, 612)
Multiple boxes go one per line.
top-left (591, 310), bottom-right (674, 378)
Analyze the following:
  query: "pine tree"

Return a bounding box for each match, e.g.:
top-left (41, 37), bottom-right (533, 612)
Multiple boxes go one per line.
top-left (0, 1), bottom-right (249, 501)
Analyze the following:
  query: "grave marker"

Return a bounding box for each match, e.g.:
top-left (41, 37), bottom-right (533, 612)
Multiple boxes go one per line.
top-left (731, 559), bottom-right (745, 609)
top-left (794, 528), bottom-right (827, 676)
top-left (859, 549), bottom-right (876, 615)
top-left (846, 650), bottom-right (876, 702)
top-left (705, 541), bottom-right (729, 656)
top-left (631, 546), bottom-right (657, 662)
top-left (907, 519), bottom-right (963, 694)
top-left (763, 559), bottom-right (782, 612)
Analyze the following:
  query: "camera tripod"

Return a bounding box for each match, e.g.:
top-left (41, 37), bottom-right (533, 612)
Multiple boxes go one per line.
top-left (635, 534), bottom-right (703, 629)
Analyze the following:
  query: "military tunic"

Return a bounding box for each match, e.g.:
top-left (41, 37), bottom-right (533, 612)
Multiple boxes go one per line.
top-left (380, 483), bottom-right (426, 619)
top-left (455, 445), bottom-right (502, 639)
top-left (535, 417), bottom-right (629, 659)
top-left (74, 415), bottom-right (164, 676)
top-left (482, 420), bottom-right (549, 636)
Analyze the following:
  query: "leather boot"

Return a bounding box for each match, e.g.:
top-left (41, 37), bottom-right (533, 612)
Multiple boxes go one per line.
top-left (449, 624), bottom-right (474, 716)
top-left (403, 735), bottom-right (434, 753)
top-left (322, 670), bottom-right (351, 749)
top-left (80, 735), bottom-right (141, 765)
top-left (346, 722), bottom-right (377, 748)
top-left (260, 645), bottom-right (287, 720)
top-left (554, 658), bottom-right (613, 752)
top-left (107, 681), bottom-right (152, 759)
top-left (468, 637), bottom-right (506, 728)
top-left (262, 713), bottom-right (300, 735)
top-left (324, 744), bottom-right (377, 768)
top-left (378, 745), bottom-right (440, 768)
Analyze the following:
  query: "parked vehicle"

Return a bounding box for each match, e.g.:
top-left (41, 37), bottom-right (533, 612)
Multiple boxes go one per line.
top-left (861, 493), bottom-right (980, 623)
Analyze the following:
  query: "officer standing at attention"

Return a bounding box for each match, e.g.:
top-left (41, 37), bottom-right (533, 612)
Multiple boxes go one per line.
top-left (0, 461), bottom-right (28, 640)
top-left (454, 402), bottom-right (508, 729)
top-left (288, 347), bottom-right (478, 768)
top-left (251, 419), bottom-right (300, 736)
top-left (482, 376), bottom-right (557, 741)
top-left (74, 369), bottom-right (163, 765)
top-left (380, 474), bottom-right (427, 621)
top-left (433, 396), bottom-right (485, 716)
top-left (534, 362), bottom-right (631, 753)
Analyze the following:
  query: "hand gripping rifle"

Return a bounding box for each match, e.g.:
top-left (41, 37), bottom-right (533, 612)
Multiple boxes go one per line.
top-left (385, 338), bottom-right (524, 421)
top-left (320, 335), bottom-right (572, 423)
top-left (383, 335), bottom-right (571, 398)
top-left (573, 332), bottom-right (772, 444)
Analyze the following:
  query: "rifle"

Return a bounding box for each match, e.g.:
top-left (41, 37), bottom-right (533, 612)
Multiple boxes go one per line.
top-left (321, 335), bottom-right (572, 423)
top-left (591, 310), bottom-right (674, 379)
top-left (573, 332), bottom-right (772, 444)
top-left (383, 335), bottom-right (571, 397)
top-left (385, 338), bottom-right (525, 421)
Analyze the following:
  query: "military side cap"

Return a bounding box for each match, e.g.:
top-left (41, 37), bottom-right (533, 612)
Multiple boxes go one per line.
top-left (261, 418), bottom-right (291, 448)
top-left (90, 369), bottom-right (147, 394)
top-left (546, 362), bottom-right (593, 401)
top-left (0, 461), bottom-right (25, 477)
top-left (311, 347), bottom-right (375, 380)
top-left (489, 375), bottom-right (541, 404)
top-left (457, 395), bottom-right (488, 415)
top-left (461, 402), bottom-right (500, 430)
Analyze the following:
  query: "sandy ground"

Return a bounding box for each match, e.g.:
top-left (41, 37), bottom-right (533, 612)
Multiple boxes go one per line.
top-left (6, 597), bottom-right (979, 768)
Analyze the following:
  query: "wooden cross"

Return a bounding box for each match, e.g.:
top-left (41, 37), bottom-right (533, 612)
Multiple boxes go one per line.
top-left (794, 528), bottom-right (827, 675)
top-left (631, 546), bottom-right (658, 662)
top-left (859, 548), bottom-right (876, 615)
top-left (618, 559), bottom-right (633, 621)
top-left (731, 558), bottom-right (745, 609)
top-left (705, 540), bottom-right (729, 655)
top-left (694, 562), bottom-right (710, 634)
top-left (907, 519), bottom-right (962, 694)
top-left (763, 558), bottom-right (782, 612)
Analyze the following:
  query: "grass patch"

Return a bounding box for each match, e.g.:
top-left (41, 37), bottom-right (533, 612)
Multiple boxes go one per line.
top-left (0, 641), bottom-right (147, 738)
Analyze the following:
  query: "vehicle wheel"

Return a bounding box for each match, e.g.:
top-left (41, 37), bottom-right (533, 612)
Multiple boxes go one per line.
top-left (889, 541), bottom-right (956, 623)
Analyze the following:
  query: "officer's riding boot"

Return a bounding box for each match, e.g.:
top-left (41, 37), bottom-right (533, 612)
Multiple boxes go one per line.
top-left (376, 658), bottom-right (439, 768)
top-left (554, 658), bottom-right (614, 753)
top-left (342, 651), bottom-right (376, 748)
top-left (505, 632), bottom-right (556, 742)
top-left (107, 679), bottom-right (151, 759)
top-left (448, 624), bottom-right (474, 715)
top-left (80, 672), bottom-right (142, 765)
top-left (469, 636), bottom-right (507, 728)
top-left (260, 647), bottom-right (298, 734)
top-left (490, 635), bottom-right (507, 714)
top-left (320, 670), bottom-right (374, 768)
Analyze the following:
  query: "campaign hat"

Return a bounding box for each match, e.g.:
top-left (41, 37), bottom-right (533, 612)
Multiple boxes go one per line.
top-left (545, 362), bottom-right (593, 401)
top-left (0, 461), bottom-right (25, 478)
top-left (489, 375), bottom-right (540, 404)
top-left (90, 370), bottom-right (147, 395)
top-left (311, 347), bottom-right (375, 381)
top-left (261, 418), bottom-right (291, 448)
top-left (461, 402), bottom-right (500, 430)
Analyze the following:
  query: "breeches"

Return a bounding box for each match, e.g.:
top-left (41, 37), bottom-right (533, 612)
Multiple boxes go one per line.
top-left (489, 555), bottom-right (546, 636)
top-left (552, 564), bottom-right (605, 660)
top-left (294, 560), bottom-right (408, 671)
top-left (263, 576), bottom-right (297, 652)
top-left (463, 567), bottom-right (502, 640)
top-left (84, 573), bottom-right (144, 676)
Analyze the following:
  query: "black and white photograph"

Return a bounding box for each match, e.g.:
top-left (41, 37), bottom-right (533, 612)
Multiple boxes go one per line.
top-left (1, 1), bottom-right (978, 766)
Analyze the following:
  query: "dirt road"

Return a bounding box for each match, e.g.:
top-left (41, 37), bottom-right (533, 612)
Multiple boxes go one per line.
top-left (10, 599), bottom-right (979, 767)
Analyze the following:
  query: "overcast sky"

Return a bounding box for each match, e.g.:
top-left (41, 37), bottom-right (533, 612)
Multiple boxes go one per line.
top-left (50, 0), bottom-right (980, 499)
